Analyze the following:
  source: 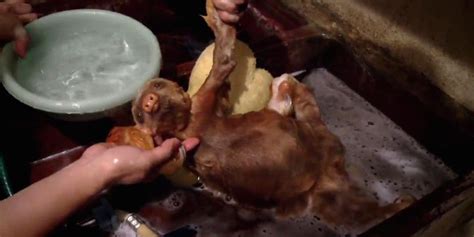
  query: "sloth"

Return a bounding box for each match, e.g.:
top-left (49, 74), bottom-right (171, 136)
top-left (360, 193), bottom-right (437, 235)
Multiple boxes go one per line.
top-left (110, 0), bottom-right (414, 230)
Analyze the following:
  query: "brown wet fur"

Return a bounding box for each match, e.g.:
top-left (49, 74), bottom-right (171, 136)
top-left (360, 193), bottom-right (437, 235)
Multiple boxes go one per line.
top-left (128, 0), bottom-right (414, 230)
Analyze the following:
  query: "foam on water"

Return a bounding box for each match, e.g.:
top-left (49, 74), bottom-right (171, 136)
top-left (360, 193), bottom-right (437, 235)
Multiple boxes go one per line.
top-left (304, 68), bottom-right (455, 204)
top-left (134, 68), bottom-right (455, 237)
top-left (15, 30), bottom-right (143, 102)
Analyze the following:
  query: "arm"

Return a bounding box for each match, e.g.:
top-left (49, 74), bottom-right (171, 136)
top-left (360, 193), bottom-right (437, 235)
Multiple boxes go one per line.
top-left (191, 0), bottom-right (239, 116)
top-left (0, 138), bottom-right (199, 237)
top-left (191, 0), bottom-right (249, 116)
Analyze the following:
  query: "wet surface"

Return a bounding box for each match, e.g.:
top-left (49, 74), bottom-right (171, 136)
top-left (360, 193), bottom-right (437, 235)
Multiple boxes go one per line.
top-left (306, 69), bottom-right (455, 203)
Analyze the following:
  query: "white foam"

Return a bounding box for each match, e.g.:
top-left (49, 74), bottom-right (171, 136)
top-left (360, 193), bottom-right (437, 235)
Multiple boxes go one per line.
top-left (303, 68), bottom-right (455, 206)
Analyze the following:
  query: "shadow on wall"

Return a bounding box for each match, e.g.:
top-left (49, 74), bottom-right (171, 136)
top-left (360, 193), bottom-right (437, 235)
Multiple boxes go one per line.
top-left (351, 0), bottom-right (474, 68)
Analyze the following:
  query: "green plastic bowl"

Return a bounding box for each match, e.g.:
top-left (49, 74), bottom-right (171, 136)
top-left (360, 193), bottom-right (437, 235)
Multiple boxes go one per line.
top-left (1, 9), bottom-right (161, 120)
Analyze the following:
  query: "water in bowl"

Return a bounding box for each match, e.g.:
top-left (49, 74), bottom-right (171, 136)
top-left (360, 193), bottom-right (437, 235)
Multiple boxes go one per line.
top-left (15, 30), bottom-right (144, 102)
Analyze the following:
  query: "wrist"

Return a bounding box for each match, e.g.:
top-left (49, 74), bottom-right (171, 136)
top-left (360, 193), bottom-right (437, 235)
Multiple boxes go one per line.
top-left (95, 158), bottom-right (120, 190)
top-left (73, 156), bottom-right (116, 193)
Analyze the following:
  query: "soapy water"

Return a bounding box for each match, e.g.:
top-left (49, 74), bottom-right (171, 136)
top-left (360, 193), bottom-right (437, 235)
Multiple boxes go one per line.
top-left (129, 68), bottom-right (455, 237)
top-left (305, 69), bottom-right (455, 203)
top-left (15, 30), bottom-right (145, 102)
top-left (139, 185), bottom-right (343, 237)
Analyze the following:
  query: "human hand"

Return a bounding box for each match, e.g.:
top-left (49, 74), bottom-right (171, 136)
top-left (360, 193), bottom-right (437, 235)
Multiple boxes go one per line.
top-left (213, 0), bottom-right (248, 24)
top-left (81, 138), bottom-right (200, 186)
top-left (0, 0), bottom-right (38, 57)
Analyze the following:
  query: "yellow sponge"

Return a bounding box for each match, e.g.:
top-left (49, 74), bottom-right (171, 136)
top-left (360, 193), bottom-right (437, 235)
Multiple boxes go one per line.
top-left (188, 40), bottom-right (273, 114)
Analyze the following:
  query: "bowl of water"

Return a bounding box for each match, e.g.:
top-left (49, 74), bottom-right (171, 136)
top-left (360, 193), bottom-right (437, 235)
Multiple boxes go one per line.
top-left (1, 9), bottom-right (161, 121)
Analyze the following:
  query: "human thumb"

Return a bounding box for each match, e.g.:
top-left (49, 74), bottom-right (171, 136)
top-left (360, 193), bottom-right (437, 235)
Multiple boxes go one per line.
top-left (13, 25), bottom-right (29, 58)
top-left (0, 13), bottom-right (29, 58)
